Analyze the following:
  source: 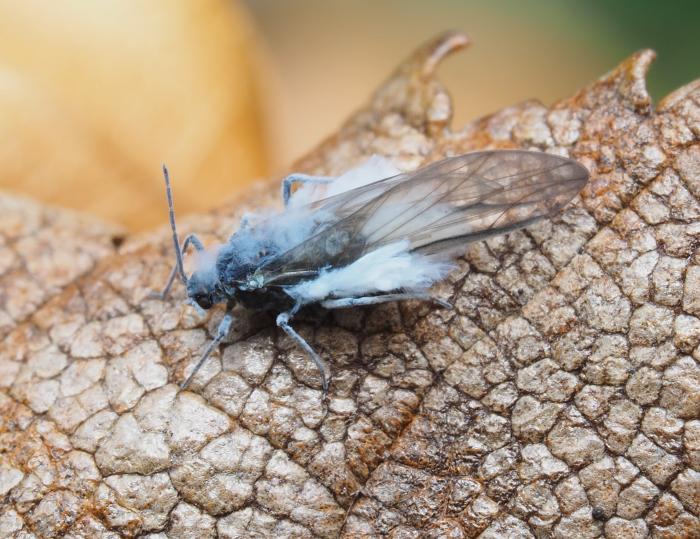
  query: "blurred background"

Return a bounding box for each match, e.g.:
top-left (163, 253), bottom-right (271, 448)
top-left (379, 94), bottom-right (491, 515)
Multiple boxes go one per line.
top-left (0, 0), bottom-right (697, 231)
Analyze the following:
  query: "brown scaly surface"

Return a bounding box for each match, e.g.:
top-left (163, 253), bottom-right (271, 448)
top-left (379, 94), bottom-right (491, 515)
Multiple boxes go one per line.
top-left (0, 32), bottom-right (699, 538)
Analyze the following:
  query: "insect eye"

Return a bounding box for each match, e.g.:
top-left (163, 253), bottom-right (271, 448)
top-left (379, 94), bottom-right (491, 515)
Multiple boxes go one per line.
top-left (194, 294), bottom-right (213, 310)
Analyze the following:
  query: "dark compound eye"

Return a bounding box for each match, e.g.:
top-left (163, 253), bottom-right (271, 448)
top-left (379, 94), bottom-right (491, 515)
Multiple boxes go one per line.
top-left (194, 294), bottom-right (213, 310)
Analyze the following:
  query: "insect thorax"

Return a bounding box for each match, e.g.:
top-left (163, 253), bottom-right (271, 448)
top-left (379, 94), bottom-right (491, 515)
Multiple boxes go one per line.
top-left (235, 287), bottom-right (295, 312)
top-left (216, 243), bottom-right (264, 284)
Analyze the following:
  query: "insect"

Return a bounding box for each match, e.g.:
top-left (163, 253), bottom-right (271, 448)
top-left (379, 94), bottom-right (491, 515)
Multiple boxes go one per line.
top-left (153, 150), bottom-right (588, 393)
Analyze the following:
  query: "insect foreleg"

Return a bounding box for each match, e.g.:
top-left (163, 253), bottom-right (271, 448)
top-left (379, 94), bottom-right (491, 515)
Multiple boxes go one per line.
top-left (149, 233), bottom-right (205, 300)
top-left (320, 293), bottom-right (453, 310)
top-left (180, 310), bottom-right (234, 390)
top-left (281, 173), bottom-right (333, 207)
top-left (276, 310), bottom-right (331, 395)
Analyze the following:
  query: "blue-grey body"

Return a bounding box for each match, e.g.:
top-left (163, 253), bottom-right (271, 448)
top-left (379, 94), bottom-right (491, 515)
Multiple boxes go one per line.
top-left (154, 151), bottom-right (588, 394)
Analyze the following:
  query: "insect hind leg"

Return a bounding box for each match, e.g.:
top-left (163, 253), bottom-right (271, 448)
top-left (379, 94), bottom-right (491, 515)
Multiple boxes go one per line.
top-left (321, 292), bottom-right (453, 310)
top-left (281, 173), bottom-right (333, 207)
top-left (276, 311), bottom-right (331, 395)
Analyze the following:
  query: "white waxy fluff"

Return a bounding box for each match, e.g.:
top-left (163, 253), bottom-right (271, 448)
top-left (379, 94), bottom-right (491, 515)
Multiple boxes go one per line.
top-left (289, 155), bottom-right (401, 206)
top-left (286, 240), bottom-right (452, 305)
top-left (193, 245), bottom-right (221, 280)
top-left (222, 155), bottom-right (402, 273)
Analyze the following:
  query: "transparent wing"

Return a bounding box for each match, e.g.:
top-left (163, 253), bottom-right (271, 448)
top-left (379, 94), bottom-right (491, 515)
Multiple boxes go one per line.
top-left (257, 150), bottom-right (588, 285)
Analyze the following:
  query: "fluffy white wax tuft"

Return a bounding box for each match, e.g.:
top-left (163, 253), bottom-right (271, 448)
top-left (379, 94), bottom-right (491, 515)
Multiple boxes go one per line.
top-left (289, 155), bottom-right (400, 206)
top-left (213, 155), bottom-right (402, 279)
top-left (192, 244), bottom-right (221, 279)
top-left (286, 240), bottom-right (452, 305)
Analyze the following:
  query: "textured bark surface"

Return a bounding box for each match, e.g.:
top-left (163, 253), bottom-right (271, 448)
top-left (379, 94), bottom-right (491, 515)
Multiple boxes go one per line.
top-left (1, 32), bottom-right (699, 538)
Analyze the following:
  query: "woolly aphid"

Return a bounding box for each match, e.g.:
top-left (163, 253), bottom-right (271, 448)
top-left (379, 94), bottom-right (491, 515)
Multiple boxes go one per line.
top-left (154, 150), bottom-right (588, 393)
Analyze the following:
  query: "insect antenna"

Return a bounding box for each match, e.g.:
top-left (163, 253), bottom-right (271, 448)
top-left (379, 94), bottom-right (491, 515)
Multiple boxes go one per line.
top-left (162, 165), bottom-right (189, 284)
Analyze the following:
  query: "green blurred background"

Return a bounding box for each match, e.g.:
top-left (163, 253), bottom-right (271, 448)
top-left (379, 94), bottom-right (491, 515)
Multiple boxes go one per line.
top-left (245, 0), bottom-right (700, 167)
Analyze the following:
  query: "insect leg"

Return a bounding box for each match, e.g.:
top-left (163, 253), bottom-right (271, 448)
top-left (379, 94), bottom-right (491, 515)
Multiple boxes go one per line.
top-left (321, 293), bottom-right (453, 310)
top-left (281, 173), bottom-right (333, 207)
top-left (276, 310), bottom-right (331, 394)
top-left (180, 310), bottom-right (234, 390)
top-left (149, 233), bottom-right (205, 300)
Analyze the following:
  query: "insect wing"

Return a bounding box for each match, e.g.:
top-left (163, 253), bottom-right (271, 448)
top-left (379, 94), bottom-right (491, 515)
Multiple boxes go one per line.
top-left (258, 150), bottom-right (588, 285)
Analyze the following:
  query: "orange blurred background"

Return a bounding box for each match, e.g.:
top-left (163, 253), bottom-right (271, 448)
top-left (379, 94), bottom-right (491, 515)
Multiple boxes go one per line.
top-left (0, 0), bottom-right (697, 231)
top-left (0, 0), bottom-right (265, 230)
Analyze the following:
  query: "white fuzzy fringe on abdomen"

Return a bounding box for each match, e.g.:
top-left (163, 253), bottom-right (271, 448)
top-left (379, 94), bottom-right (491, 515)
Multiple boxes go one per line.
top-left (286, 241), bottom-right (452, 305)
